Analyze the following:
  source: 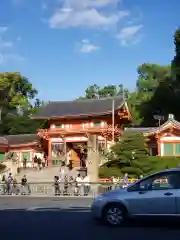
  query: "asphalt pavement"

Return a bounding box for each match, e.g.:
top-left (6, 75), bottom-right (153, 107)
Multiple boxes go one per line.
top-left (0, 196), bottom-right (93, 209)
top-left (0, 208), bottom-right (180, 240)
top-left (1, 197), bottom-right (180, 239)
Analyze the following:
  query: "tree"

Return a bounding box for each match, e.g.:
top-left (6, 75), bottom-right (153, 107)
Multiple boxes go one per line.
top-left (0, 72), bottom-right (37, 109)
top-left (106, 132), bottom-right (152, 177)
top-left (171, 28), bottom-right (180, 86)
top-left (0, 72), bottom-right (45, 134)
top-left (134, 64), bottom-right (171, 126)
top-left (78, 84), bottom-right (129, 99)
top-left (146, 29), bottom-right (180, 124)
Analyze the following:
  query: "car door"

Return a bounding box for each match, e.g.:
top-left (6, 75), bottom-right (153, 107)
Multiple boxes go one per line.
top-left (126, 172), bottom-right (177, 216)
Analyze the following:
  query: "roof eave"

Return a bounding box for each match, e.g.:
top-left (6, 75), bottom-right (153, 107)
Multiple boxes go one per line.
top-left (9, 141), bottom-right (39, 148)
top-left (31, 108), bottom-right (124, 120)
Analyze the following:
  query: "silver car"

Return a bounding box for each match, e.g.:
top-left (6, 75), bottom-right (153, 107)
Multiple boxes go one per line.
top-left (91, 168), bottom-right (180, 226)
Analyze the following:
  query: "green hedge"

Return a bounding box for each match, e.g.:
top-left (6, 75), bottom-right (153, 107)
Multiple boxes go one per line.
top-left (99, 156), bottom-right (180, 178)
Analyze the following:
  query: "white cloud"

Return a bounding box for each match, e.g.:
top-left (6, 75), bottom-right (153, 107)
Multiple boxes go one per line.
top-left (16, 36), bottom-right (22, 41)
top-left (49, 0), bottom-right (129, 29)
top-left (116, 24), bottom-right (143, 46)
top-left (0, 53), bottom-right (24, 65)
top-left (62, 0), bottom-right (118, 9)
top-left (78, 39), bottom-right (100, 53)
top-left (0, 26), bottom-right (8, 34)
top-left (42, 2), bottom-right (48, 10)
top-left (0, 39), bottom-right (14, 48)
top-left (0, 25), bottom-right (23, 65)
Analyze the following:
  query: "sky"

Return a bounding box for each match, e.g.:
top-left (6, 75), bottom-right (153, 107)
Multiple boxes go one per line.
top-left (0, 0), bottom-right (179, 101)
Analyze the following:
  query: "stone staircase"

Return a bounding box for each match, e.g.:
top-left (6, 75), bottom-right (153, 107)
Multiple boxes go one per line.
top-left (16, 167), bottom-right (60, 183)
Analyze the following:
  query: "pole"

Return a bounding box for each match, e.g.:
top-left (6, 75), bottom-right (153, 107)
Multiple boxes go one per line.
top-left (63, 136), bottom-right (67, 164)
top-left (112, 99), bottom-right (115, 143)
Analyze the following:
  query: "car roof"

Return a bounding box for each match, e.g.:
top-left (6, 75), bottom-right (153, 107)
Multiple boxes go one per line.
top-left (158, 168), bottom-right (180, 174)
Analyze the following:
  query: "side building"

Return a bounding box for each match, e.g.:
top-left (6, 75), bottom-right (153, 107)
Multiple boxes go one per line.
top-left (126, 114), bottom-right (180, 157)
top-left (0, 134), bottom-right (42, 168)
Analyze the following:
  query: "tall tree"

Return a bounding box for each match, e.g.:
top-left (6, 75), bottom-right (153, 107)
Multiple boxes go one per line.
top-left (171, 28), bottom-right (180, 93)
top-left (106, 132), bottom-right (152, 177)
top-left (135, 63), bottom-right (171, 125)
top-left (0, 72), bottom-right (37, 109)
top-left (0, 72), bottom-right (45, 134)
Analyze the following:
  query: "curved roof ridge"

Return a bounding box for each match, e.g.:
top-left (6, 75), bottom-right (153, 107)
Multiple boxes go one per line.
top-left (49, 96), bottom-right (124, 104)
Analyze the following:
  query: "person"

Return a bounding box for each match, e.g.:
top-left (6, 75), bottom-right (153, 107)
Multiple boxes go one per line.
top-left (83, 174), bottom-right (90, 196)
top-left (66, 149), bottom-right (71, 166)
top-left (23, 157), bottom-right (27, 169)
top-left (80, 149), bottom-right (87, 168)
top-left (12, 178), bottom-right (19, 195)
top-left (1, 175), bottom-right (7, 195)
top-left (139, 174), bottom-right (143, 179)
top-left (7, 173), bottom-right (13, 195)
top-left (63, 175), bottom-right (69, 195)
top-left (53, 176), bottom-right (60, 196)
top-left (37, 157), bottom-right (42, 171)
top-left (67, 163), bottom-right (77, 195)
top-left (59, 161), bottom-right (68, 193)
top-left (33, 155), bottom-right (38, 170)
top-left (21, 175), bottom-right (28, 195)
top-left (122, 173), bottom-right (128, 188)
top-left (75, 174), bottom-right (83, 195)
top-left (42, 157), bottom-right (46, 169)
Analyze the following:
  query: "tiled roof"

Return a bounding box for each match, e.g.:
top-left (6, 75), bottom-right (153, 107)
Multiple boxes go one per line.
top-left (4, 134), bottom-right (40, 146)
top-left (125, 127), bottom-right (157, 133)
top-left (31, 97), bottom-right (125, 119)
top-left (0, 137), bottom-right (8, 145)
top-left (126, 115), bottom-right (180, 135)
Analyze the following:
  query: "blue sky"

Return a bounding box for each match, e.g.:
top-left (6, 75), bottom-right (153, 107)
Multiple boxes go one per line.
top-left (0, 0), bottom-right (179, 101)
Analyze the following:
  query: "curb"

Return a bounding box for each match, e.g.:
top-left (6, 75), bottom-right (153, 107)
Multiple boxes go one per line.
top-left (0, 206), bottom-right (91, 211)
top-left (0, 195), bottom-right (94, 199)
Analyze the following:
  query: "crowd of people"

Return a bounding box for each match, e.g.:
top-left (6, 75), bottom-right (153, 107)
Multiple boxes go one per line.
top-left (53, 161), bottom-right (90, 196)
top-left (0, 173), bottom-right (30, 195)
top-left (0, 161), bottom-right (91, 196)
top-left (22, 153), bottom-right (47, 171)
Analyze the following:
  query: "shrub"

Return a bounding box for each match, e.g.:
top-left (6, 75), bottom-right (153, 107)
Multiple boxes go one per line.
top-left (99, 156), bottom-right (180, 178)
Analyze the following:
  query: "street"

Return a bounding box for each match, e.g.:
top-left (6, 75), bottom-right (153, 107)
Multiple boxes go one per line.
top-left (0, 196), bottom-right (93, 209)
top-left (0, 208), bottom-right (180, 240)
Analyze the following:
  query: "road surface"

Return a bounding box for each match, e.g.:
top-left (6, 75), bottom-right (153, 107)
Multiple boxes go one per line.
top-left (0, 196), bottom-right (93, 209)
top-left (0, 207), bottom-right (180, 240)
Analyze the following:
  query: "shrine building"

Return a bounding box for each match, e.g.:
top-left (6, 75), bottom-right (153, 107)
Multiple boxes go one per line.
top-left (31, 97), bottom-right (131, 167)
top-left (126, 114), bottom-right (180, 157)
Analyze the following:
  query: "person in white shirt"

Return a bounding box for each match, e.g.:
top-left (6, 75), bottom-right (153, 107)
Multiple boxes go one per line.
top-left (75, 174), bottom-right (83, 195)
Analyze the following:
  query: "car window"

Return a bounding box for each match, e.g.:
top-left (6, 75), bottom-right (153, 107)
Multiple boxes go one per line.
top-left (128, 172), bottom-right (180, 191)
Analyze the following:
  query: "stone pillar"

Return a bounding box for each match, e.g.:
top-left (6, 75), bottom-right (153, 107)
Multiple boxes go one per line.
top-left (87, 134), bottom-right (99, 182)
top-left (48, 139), bottom-right (52, 167)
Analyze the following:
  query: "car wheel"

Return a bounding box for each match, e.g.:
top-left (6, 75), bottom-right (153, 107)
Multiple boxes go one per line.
top-left (103, 203), bottom-right (127, 227)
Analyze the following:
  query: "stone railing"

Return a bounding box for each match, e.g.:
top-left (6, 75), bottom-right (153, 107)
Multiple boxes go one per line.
top-left (0, 182), bottom-right (123, 197)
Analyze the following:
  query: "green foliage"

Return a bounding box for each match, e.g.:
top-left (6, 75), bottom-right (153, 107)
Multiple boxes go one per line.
top-left (99, 166), bottom-right (122, 178)
top-left (148, 156), bottom-right (180, 173)
top-left (0, 72), bottom-right (45, 134)
top-left (106, 132), bottom-right (152, 177)
top-left (0, 114), bottom-right (44, 135)
top-left (77, 84), bottom-right (128, 100)
top-left (100, 156), bottom-right (180, 178)
top-left (0, 72), bottom-right (37, 108)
